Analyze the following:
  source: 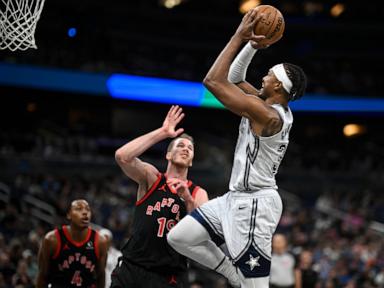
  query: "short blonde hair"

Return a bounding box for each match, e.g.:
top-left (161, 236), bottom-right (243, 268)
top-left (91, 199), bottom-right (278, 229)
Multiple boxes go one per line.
top-left (167, 133), bottom-right (194, 152)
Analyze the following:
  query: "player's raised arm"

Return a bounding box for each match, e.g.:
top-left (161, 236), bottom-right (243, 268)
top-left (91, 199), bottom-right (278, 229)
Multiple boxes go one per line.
top-left (203, 9), bottom-right (279, 127)
top-left (115, 105), bottom-right (185, 189)
top-left (228, 41), bottom-right (262, 96)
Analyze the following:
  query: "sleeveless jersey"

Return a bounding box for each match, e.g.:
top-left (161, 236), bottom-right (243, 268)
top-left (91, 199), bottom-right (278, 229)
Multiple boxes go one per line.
top-left (49, 226), bottom-right (100, 288)
top-left (229, 104), bottom-right (293, 192)
top-left (121, 173), bottom-right (200, 275)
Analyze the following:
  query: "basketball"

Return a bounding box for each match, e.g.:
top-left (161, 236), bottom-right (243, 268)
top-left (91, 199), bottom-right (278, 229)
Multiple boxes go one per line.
top-left (253, 5), bottom-right (285, 46)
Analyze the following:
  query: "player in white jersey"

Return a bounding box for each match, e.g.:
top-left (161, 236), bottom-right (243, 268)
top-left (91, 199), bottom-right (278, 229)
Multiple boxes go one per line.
top-left (229, 105), bottom-right (292, 192)
top-left (167, 9), bottom-right (307, 288)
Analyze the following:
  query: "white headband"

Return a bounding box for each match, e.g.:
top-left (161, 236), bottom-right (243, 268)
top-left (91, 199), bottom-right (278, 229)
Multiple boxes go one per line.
top-left (271, 64), bottom-right (293, 94)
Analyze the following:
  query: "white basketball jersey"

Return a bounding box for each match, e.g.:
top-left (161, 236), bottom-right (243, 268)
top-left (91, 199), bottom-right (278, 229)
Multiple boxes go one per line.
top-left (229, 104), bottom-right (293, 192)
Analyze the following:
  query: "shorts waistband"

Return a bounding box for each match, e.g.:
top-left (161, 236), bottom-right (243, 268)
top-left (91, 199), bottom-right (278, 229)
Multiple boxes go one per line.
top-left (229, 189), bottom-right (279, 198)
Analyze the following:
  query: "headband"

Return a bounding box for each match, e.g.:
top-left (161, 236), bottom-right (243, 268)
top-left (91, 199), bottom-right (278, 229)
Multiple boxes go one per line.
top-left (271, 64), bottom-right (293, 94)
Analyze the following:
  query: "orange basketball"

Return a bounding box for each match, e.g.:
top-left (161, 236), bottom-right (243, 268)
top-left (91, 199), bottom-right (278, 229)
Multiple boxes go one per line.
top-left (253, 5), bottom-right (285, 46)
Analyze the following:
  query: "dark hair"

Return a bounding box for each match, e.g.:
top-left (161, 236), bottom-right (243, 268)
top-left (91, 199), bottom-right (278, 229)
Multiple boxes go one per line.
top-left (66, 200), bottom-right (74, 214)
top-left (66, 199), bottom-right (89, 213)
top-left (167, 133), bottom-right (194, 152)
top-left (283, 63), bottom-right (307, 101)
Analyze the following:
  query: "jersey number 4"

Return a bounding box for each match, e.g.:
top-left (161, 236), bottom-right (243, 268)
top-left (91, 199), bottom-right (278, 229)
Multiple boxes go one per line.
top-left (71, 270), bottom-right (83, 287)
top-left (157, 217), bottom-right (177, 237)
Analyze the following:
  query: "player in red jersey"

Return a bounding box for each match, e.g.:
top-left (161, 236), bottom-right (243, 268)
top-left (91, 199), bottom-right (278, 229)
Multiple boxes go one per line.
top-left (36, 199), bottom-right (108, 288)
top-left (111, 105), bottom-right (208, 288)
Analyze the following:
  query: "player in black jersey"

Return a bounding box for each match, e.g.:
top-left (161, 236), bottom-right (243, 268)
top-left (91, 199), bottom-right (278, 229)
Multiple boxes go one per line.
top-left (112, 105), bottom-right (209, 288)
top-left (36, 199), bottom-right (108, 288)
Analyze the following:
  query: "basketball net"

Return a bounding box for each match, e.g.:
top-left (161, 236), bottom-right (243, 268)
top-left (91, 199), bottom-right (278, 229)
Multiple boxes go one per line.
top-left (0, 0), bottom-right (46, 51)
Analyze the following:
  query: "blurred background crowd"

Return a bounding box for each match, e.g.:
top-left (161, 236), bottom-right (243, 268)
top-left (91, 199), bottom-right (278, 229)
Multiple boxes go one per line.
top-left (1, 0), bottom-right (383, 97)
top-left (1, 0), bottom-right (384, 287)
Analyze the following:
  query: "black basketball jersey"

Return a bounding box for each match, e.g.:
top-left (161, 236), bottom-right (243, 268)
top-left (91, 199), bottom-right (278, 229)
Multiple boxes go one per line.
top-left (121, 173), bottom-right (200, 275)
top-left (49, 225), bottom-right (100, 288)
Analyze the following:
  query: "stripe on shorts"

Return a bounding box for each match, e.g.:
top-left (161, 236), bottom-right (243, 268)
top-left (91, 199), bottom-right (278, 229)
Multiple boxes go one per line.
top-left (253, 241), bottom-right (271, 261)
top-left (190, 208), bottom-right (224, 246)
top-left (233, 199), bottom-right (258, 262)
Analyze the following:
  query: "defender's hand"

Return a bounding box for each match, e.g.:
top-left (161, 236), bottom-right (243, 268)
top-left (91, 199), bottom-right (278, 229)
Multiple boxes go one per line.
top-left (167, 178), bottom-right (193, 202)
top-left (162, 105), bottom-right (185, 138)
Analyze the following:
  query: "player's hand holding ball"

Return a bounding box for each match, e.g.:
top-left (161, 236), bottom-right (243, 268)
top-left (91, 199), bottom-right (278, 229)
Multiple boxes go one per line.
top-left (236, 5), bottom-right (285, 49)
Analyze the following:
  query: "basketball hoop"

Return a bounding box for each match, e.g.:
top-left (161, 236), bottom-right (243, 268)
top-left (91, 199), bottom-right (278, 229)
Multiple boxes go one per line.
top-left (0, 0), bottom-right (46, 51)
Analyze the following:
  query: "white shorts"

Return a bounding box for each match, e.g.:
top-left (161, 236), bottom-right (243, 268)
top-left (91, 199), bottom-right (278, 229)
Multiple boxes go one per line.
top-left (190, 189), bottom-right (283, 277)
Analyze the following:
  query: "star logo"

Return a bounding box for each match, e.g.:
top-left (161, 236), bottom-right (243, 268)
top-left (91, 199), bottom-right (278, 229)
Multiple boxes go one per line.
top-left (245, 254), bottom-right (260, 271)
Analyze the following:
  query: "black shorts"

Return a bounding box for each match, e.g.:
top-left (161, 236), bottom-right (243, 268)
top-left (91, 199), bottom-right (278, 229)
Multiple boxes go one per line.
top-left (110, 259), bottom-right (187, 288)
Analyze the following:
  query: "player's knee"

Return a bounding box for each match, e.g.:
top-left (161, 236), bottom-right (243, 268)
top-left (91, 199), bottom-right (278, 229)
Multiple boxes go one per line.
top-left (167, 229), bottom-right (180, 251)
top-left (168, 215), bottom-right (210, 249)
top-left (167, 218), bottom-right (192, 250)
top-left (167, 228), bottom-right (183, 250)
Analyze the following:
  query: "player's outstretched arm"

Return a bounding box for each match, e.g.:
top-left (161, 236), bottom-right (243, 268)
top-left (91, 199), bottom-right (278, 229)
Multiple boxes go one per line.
top-left (228, 33), bottom-right (281, 96)
top-left (115, 105), bottom-right (185, 187)
top-left (203, 9), bottom-right (278, 125)
top-left (228, 41), bottom-right (262, 96)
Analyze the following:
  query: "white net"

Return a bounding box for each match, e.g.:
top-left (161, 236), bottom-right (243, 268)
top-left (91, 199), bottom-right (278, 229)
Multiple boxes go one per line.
top-left (0, 0), bottom-right (46, 51)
